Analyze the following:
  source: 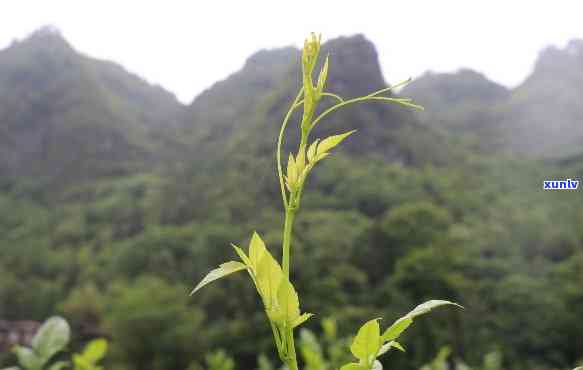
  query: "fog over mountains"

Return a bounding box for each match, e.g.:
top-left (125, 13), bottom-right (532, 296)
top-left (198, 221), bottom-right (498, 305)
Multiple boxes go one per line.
top-left (403, 39), bottom-right (583, 158)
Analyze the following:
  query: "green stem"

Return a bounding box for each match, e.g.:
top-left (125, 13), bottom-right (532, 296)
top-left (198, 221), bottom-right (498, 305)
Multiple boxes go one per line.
top-left (310, 94), bottom-right (423, 129)
top-left (285, 327), bottom-right (299, 370)
top-left (281, 203), bottom-right (297, 279)
top-left (277, 89), bottom-right (304, 209)
top-left (269, 320), bottom-right (284, 359)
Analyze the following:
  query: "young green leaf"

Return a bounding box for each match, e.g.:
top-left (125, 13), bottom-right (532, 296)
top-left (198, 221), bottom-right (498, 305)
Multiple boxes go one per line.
top-left (378, 341), bottom-right (405, 357)
top-left (314, 152), bottom-right (330, 163)
top-left (277, 278), bottom-right (300, 325)
top-left (31, 316), bottom-right (71, 363)
top-left (73, 354), bottom-right (91, 370)
top-left (350, 318), bottom-right (381, 364)
top-left (316, 55), bottom-right (329, 97)
top-left (381, 316), bottom-right (413, 342)
top-left (382, 300), bottom-right (462, 341)
top-left (286, 153), bottom-right (298, 191)
top-left (257, 250), bottom-right (283, 309)
top-left (295, 149), bottom-right (306, 175)
top-left (190, 261), bottom-right (247, 295)
top-left (317, 130), bottom-right (356, 155)
top-left (249, 232), bottom-right (267, 271)
top-left (306, 140), bottom-right (319, 163)
top-left (407, 300), bottom-right (462, 318)
top-left (292, 312), bottom-right (314, 328)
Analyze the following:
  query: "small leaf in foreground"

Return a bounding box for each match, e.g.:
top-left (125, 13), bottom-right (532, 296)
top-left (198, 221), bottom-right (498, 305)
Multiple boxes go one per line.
top-left (14, 347), bottom-right (42, 370)
top-left (81, 338), bottom-right (108, 363)
top-left (31, 316), bottom-right (71, 362)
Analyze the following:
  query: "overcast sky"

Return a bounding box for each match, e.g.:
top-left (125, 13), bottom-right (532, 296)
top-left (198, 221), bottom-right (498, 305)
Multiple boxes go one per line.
top-left (1, 1), bottom-right (582, 103)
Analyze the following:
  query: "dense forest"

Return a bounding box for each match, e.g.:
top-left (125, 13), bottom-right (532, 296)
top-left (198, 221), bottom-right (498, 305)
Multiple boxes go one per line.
top-left (0, 27), bottom-right (582, 370)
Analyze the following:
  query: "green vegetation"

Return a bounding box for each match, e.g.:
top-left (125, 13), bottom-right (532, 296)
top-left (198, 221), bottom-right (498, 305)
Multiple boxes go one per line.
top-left (1, 317), bottom-right (107, 370)
top-left (0, 28), bottom-right (582, 370)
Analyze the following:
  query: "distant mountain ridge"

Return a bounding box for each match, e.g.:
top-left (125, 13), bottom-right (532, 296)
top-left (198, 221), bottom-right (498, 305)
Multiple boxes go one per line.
top-left (0, 27), bottom-right (183, 186)
top-left (402, 39), bottom-right (583, 157)
top-left (1, 27), bottom-right (582, 192)
top-left (181, 34), bottom-right (456, 167)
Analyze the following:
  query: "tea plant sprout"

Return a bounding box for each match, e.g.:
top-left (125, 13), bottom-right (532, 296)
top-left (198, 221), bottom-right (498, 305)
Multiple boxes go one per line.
top-left (191, 33), bottom-right (461, 370)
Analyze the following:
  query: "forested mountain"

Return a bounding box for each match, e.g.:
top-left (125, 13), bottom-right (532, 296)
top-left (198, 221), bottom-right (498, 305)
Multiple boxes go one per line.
top-left (0, 28), bottom-right (582, 370)
top-left (0, 27), bottom-right (183, 188)
top-left (403, 39), bottom-right (583, 157)
top-left (182, 35), bottom-right (455, 167)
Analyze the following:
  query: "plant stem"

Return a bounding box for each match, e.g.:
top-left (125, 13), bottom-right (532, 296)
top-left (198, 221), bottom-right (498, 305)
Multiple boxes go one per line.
top-left (281, 202), bottom-right (297, 279)
top-left (286, 327), bottom-right (300, 370)
top-left (269, 321), bottom-right (284, 359)
top-left (277, 89), bottom-right (304, 209)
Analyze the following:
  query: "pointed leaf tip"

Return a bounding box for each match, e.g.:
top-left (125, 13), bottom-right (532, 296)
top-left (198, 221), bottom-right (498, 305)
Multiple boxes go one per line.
top-left (408, 300), bottom-right (462, 319)
top-left (317, 130), bottom-right (357, 156)
top-left (293, 312), bottom-right (314, 328)
top-left (190, 261), bottom-right (246, 295)
top-left (249, 232), bottom-right (267, 270)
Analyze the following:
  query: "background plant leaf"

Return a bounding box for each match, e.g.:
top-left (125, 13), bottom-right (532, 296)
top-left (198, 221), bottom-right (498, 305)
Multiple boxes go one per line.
top-left (13, 347), bottom-right (42, 370)
top-left (31, 316), bottom-right (71, 363)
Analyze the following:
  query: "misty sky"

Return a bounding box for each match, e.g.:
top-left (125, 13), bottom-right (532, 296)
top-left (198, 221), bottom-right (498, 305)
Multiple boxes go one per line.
top-left (1, 1), bottom-right (582, 103)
